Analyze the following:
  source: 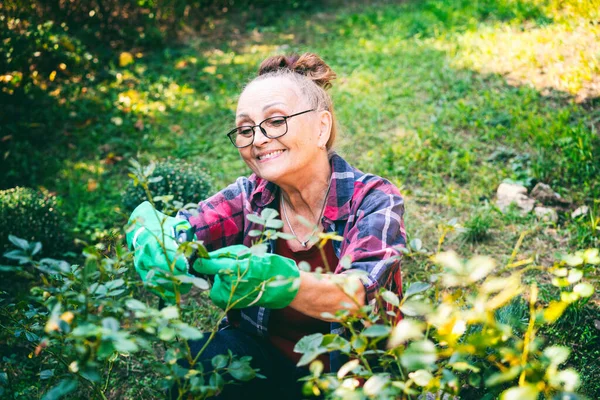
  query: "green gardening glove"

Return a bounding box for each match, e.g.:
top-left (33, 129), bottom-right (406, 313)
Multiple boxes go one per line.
top-left (126, 201), bottom-right (195, 301)
top-left (192, 245), bottom-right (300, 310)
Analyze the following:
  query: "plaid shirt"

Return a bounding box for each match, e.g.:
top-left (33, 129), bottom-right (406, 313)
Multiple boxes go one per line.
top-left (177, 152), bottom-right (406, 368)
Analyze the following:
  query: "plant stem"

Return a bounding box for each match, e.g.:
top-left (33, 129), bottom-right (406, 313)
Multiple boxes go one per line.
top-left (519, 283), bottom-right (538, 386)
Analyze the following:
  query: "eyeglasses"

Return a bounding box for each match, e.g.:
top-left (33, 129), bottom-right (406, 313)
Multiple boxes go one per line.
top-left (227, 109), bottom-right (315, 148)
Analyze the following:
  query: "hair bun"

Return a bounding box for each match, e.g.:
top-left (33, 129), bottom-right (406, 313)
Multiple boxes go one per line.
top-left (258, 52), bottom-right (336, 90)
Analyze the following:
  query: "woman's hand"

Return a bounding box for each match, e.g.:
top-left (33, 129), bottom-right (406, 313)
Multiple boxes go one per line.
top-left (126, 201), bottom-right (195, 300)
top-left (289, 271), bottom-right (366, 321)
top-left (193, 246), bottom-right (301, 310)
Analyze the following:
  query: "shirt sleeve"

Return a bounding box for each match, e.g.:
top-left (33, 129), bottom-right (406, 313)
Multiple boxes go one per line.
top-left (176, 176), bottom-right (252, 252)
top-left (338, 178), bottom-right (406, 306)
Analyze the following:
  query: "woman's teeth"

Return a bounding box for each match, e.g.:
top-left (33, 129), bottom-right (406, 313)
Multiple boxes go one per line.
top-left (258, 150), bottom-right (285, 160)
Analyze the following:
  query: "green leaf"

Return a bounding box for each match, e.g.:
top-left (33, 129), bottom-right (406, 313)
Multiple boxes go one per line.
top-left (148, 176), bottom-right (163, 183)
top-left (102, 317), bottom-right (119, 332)
top-left (0, 265), bottom-right (23, 272)
top-left (485, 366), bottom-right (521, 386)
top-left (40, 369), bottom-right (54, 380)
top-left (31, 242), bottom-right (42, 256)
top-left (125, 298), bottom-right (147, 311)
top-left (381, 290), bottom-right (400, 306)
top-left (25, 331), bottom-right (39, 342)
top-left (337, 359), bottom-right (360, 379)
top-left (8, 235), bottom-right (29, 251)
top-left (158, 327), bottom-right (176, 341)
top-left (294, 333), bottom-right (324, 354)
top-left (261, 208), bottom-right (279, 221)
top-left (250, 243), bottom-right (268, 256)
top-left (297, 348), bottom-right (328, 367)
top-left (363, 375), bottom-right (389, 396)
top-left (209, 372), bottom-right (225, 389)
top-left (104, 278), bottom-right (125, 290)
top-left (549, 368), bottom-right (580, 392)
top-left (212, 354), bottom-right (229, 369)
top-left (42, 378), bottom-right (78, 400)
top-left (409, 238), bottom-right (422, 251)
top-left (573, 283), bottom-right (594, 297)
top-left (388, 319), bottom-right (424, 348)
top-left (500, 384), bottom-right (539, 400)
top-left (362, 324), bottom-right (391, 337)
top-left (294, 333), bottom-right (329, 366)
top-left (265, 219), bottom-right (284, 229)
top-left (404, 282), bottom-right (431, 298)
top-left (401, 340), bottom-right (437, 371)
top-left (113, 336), bottom-right (139, 353)
top-left (434, 251), bottom-right (463, 272)
top-left (276, 232), bottom-right (296, 240)
top-left (160, 306), bottom-right (179, 320)
top-left (409, 369), bottom-right (433, 386)
top-left (544, 346), bottom-right (570, 366)
top-left (177, 275), bottom-right (210, 290)
top-left (3, 250), bottom-right (30, 264)
top-left (176, 323), bottom-right (203, 340)
top-left (449, 362), bottom-right (480, 372)
top-left (246, 214), bottom-right (265, 225)
top-left (400, 300), bottom-right (433, 316)
top-left (467, 256), bottom-right (496, 282)
top-left (248, 229), bottom-right (262, 237)
top-left (72, 323), bottom-right (100, 337)
top-left (228, 360), bottom-right (255, 381)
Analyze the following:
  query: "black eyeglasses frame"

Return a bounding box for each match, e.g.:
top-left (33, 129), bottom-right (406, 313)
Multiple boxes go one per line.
top-left (226, 108), bottom-right (315, 148)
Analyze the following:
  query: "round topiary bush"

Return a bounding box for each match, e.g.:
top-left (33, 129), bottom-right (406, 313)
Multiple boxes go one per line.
top-left (0, 187), bottom-right (71, 257)
top-left (123, 159), bottom-right (214, 213)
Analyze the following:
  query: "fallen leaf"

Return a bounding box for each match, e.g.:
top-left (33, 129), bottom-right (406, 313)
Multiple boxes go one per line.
top-left (87, 179), bottom-right (98, 192)
top-left (119, 52), bottom-right (134, 67)
top-left (170, 124), bottom-right (183, 135)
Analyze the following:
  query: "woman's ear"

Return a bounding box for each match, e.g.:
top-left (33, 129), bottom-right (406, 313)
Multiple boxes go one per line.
top-left (317, 110), bottom-right (332, 149)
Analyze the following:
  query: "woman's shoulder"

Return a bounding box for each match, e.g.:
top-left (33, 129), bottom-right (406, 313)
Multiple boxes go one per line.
top-left (330, 153), bottom-right (402, 199)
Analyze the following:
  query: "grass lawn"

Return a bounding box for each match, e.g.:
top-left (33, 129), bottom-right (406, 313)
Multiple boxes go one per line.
top-left (2, 0), bottom-right (599, 397)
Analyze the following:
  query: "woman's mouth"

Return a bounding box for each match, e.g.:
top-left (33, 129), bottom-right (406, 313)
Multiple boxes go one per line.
top-left (257, 149), bottom-right (286, 163)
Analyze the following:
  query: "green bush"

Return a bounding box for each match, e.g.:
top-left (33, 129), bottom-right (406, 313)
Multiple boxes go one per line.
top-left (0, 187), bottom-right (71, 257)
top-left (461, 209), bottom-right (494, 244)
top-left (123, 159), bottom-right (214, 213)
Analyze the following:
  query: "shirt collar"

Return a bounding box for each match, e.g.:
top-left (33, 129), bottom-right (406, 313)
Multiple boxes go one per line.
top-left (250, 152), bottom-right (355, 222)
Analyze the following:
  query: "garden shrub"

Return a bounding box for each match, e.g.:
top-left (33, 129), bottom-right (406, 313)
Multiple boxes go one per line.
top-left (0, 187), bottom-right (71, 257)
top-left (123, 158), bottom-right (214, 213)
top-left (0, 199), bottom-right (597, 398)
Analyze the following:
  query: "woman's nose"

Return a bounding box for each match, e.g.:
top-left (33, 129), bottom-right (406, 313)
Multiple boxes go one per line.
top-left (252, 127), bottom-right (271, 147)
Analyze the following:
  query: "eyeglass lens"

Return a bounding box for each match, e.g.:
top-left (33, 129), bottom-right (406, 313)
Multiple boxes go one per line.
top-left (233, 116), bottom-right (287, 147)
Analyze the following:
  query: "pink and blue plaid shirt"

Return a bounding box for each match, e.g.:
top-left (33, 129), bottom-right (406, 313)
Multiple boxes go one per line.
top-left (177, 152), bottom-right (406, 365)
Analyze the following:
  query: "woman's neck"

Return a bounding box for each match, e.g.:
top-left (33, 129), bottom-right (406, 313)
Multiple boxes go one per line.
top-left (278, 153), bottom-right (332, 223)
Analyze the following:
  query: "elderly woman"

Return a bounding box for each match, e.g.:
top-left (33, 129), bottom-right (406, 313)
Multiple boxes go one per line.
top-left (127, 53), bottom-right (406, 399)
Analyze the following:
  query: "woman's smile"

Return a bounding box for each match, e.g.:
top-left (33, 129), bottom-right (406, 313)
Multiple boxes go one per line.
top-left (256, 149), bottom-right (287, 163)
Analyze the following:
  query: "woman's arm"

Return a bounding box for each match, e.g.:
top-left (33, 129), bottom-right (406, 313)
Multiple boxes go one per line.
top-left (290, 177), bottom-right (406, 320)
top-left (289, 271), bottom-right (366, 320)
top-left (176, 176), bottom-right (253, 251)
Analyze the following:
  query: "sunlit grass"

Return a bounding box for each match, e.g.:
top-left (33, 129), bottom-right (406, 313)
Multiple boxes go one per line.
top-left (433, 22), bottom-right (600, 101)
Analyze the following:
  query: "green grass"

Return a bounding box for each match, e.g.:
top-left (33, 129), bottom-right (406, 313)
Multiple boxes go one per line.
top-left (2, 0), bottom-right (599, 397)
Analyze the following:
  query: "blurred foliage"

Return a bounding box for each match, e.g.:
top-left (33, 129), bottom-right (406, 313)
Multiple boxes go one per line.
top-left (0, 187), bottom-right (71, 257)
top-left (123, 158), bottom-right (214, 214)
top-left (296, 243), bottom-right (599, 400)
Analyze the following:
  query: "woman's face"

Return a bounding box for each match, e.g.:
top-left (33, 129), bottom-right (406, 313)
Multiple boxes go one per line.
top-left (235, 77), bottom-right (329, 185)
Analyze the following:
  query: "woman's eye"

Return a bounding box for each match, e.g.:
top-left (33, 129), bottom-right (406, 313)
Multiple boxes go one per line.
top-left (266, 118), bottom-right (286, 127)
top-left (238, 127), bottom-right (254, 137)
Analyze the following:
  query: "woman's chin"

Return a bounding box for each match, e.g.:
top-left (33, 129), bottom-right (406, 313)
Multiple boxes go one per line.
top-left (254, 163), bottom-right (290, 183)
